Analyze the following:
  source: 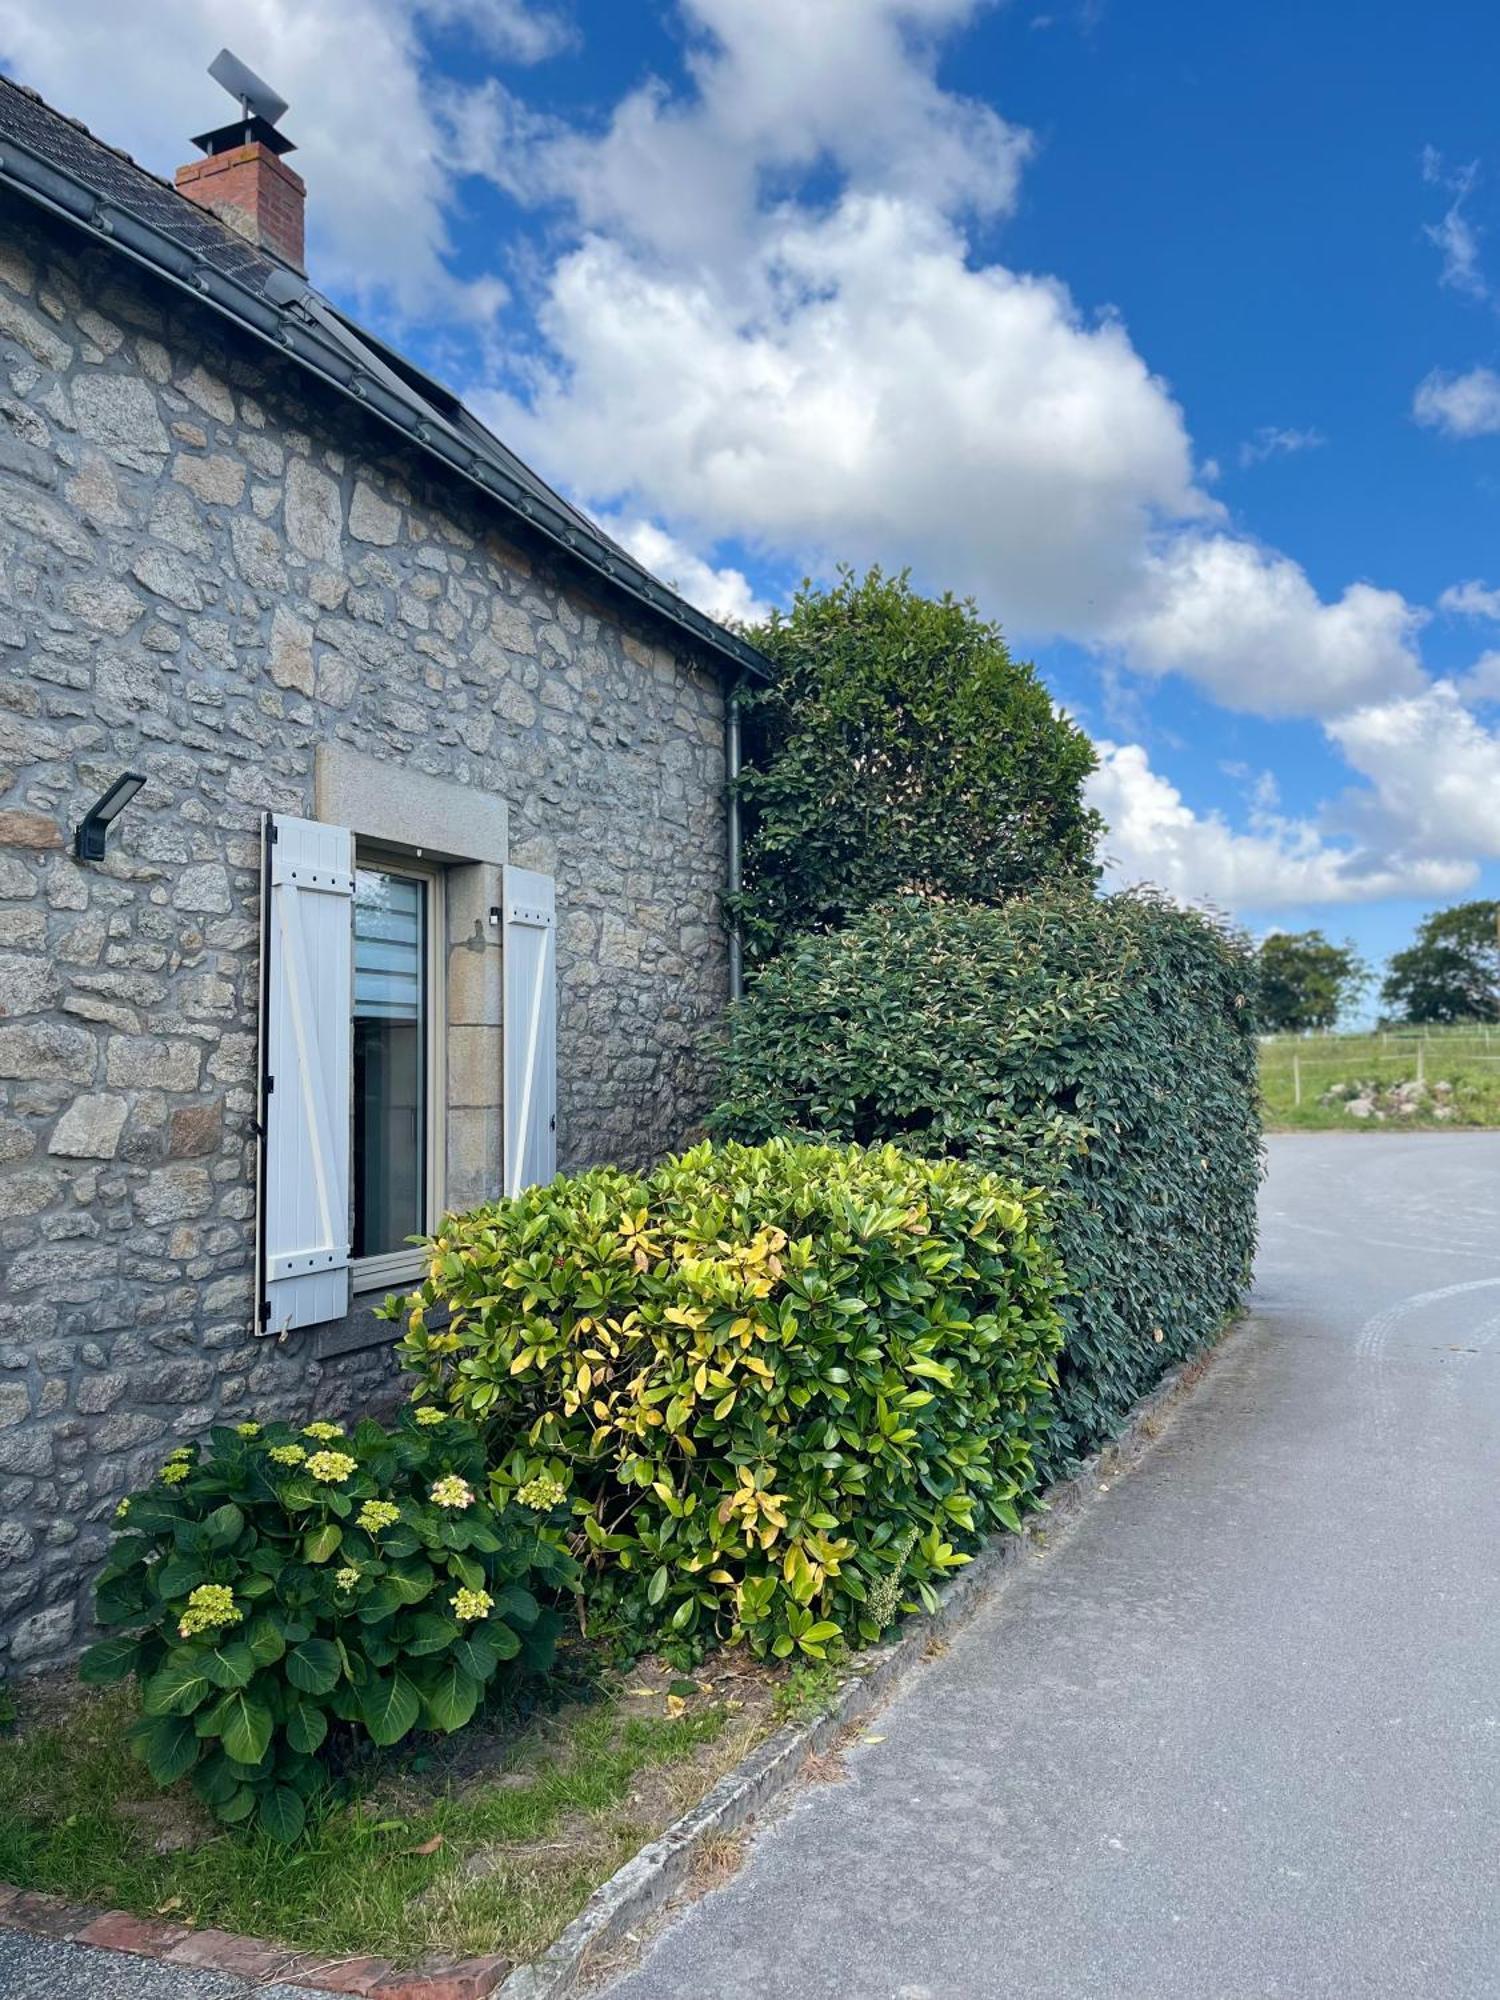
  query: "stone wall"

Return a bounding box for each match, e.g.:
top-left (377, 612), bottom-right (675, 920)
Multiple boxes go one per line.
top-left (0, 192), bottom-right (731, 1672)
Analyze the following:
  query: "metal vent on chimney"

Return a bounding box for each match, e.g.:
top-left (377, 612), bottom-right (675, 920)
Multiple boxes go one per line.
top-left (190, 48), bottom-right (296, 159)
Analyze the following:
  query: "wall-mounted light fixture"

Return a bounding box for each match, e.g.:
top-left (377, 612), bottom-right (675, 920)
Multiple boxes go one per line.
top-left (75, 772), bottom-right (146, 862)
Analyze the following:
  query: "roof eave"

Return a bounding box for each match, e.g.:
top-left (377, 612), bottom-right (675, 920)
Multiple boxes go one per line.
top-left (0, 125), bottom-right (771, 683)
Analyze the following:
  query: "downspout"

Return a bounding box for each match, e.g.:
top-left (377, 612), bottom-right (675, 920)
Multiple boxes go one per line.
top-left (726, 682), bottom-right (744, 1003)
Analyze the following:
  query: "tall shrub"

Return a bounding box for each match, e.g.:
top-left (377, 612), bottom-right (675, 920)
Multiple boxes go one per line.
top-left (1380, 899), bottom-right (1500, 1023)
top-left (1256, 930), bottom-right (1368, 1031)
top-left (396, 1138), bottom-right (1062, 1661)
top-left (736, 568), bottom-right (1101, 964)
top-left (711, 890), bottom-right (1260, 1469)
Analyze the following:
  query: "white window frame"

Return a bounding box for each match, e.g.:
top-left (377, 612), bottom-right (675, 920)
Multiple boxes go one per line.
top-left (349, 847), bottom-right (446, 1298)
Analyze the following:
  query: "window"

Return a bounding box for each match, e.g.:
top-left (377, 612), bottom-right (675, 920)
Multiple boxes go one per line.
top-left (350, 854), bottom-right (443, 1291)
top-left (258, 796), bottom-right (553, 1340)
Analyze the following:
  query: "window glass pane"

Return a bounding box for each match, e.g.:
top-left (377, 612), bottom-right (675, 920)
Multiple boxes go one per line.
top-left (352, 867), bottom-right (426, 1259)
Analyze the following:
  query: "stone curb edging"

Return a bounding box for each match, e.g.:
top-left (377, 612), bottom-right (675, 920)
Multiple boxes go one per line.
top-left (494, 1320), bottom-right (1250, 2000)
top-left (0, 1320), bottom-right (1247, 2000)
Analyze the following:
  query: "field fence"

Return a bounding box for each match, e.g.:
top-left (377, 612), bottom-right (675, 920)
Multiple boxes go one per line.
top-left (1259, 1027), bottom-right (1500, 1048)
top-left (1259, 1037), bottom-right (1500, 1106)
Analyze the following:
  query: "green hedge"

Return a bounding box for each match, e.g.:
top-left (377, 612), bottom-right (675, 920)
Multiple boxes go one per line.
top-left (735, 567), bottom-right (1102, 964)
top-left (396, 1138), bottom-right (1063, 1663)
top-left (710, 890), bottom-right (1260, 1469)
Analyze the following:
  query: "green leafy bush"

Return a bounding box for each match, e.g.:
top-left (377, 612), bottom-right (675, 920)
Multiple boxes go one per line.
top-left (79, 1410), bottom-right (575, 1843)
top-left (396, 1138), bottom-right (1062, 1663)
top-left (735, 567), bottom-right (1101, 964)
top-left (711, 890), bottom-right (1260, 1471)
top-left (1380, 898), bottom-right (1500, 1023)
top-left (1256, 928), bottom-right (1368, 1031)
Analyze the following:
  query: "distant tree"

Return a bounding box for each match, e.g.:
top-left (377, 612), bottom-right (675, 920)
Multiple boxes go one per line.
top-left (1381, 900), bottom-right (1500, 1024)
top-left (736, 568), bottom-right (1101, 965)
top-left (1256, 930), bottom-right (1369, 1032)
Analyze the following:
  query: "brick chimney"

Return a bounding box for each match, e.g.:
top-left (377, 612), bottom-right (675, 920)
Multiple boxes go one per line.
top-left (175, 113), bottom-right (305, 273)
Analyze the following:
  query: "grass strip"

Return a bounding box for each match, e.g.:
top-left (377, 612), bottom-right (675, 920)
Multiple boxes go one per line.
top-left (0, 1675), bottom-right (765, 1967)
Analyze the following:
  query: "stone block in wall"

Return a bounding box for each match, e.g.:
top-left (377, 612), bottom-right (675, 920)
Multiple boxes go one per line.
top-left (48, 1094), bottom-right (127, 1159)
top-left (447, 931), bottom-right (502, 1029)
top-left (9, 1602), bottom-right (74, 1663)
top-left (104, 1038), bottom-right (201, 1091)
top-left (447, 1026), bottom-right (503, 1111)
top-left (0, 810), bottom-right (61, 848)
top-left (446, 1106), bottom-right (503, 1216)
top-left (0, 1021), bottom-right (97, 1083)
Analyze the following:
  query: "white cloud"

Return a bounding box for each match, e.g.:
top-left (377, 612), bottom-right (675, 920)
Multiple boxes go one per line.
top-left (1422, 155), bottom-right (1487, 301)
top-left (1461, 651), bottom-right (1500, 701)
top-left (1238, 425), bottom-right (1325, 467)
top-left (1439, 578), bottom-right (1500, 619)
top-left (1096, 674), bottom-right (1500, 905)
top-left (608, 518), bottom-right (771, 625)
top-left (1250, 768), bottom-right (1281, 813)
top-left (1109, 534), bottom-right (1425, 717)
top-left (464, 0), bottom-right (1434, 737)
top-left (498, 0), bottom-right (1035, 269)
top-left (1428, 206), bottom-right (1487, 300)
top-left (479, 192), bottom-right (1207, 640)
top-left (0, 0), bottom-right (560, 321)
top-left (1087, 739), bottom-right (1474, 910)
top-left (16, 0), bottom-right (1433, 750)
top-left (1413, 365), bottom-right (1500, 437)
top-left (419, 0), bottom-right (571, 63)
top-left (1329, 682), bottom-right (1500, 861)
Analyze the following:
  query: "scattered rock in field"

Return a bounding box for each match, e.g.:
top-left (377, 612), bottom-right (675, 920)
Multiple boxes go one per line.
top-left (1318, 1077), bottom-right (1455, 1122)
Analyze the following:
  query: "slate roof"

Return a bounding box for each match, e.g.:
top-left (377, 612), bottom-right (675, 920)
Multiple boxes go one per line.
top-left (0, 72), bottom-right (768, 681)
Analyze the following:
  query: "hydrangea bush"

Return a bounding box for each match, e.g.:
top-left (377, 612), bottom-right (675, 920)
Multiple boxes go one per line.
top-left (79, 1410), bottom-right (575, 1842)
top-left (395, 1137), bottom-right (1062, 1664)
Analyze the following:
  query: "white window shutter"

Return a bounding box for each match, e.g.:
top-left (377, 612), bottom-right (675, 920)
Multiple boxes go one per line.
top-left (256, 813), bottom-right (355, 1334)
top-left (503, 866), bottom-right (556, 1197)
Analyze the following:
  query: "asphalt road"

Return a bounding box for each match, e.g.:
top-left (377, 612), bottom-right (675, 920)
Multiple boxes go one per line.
top-left (6, 1133), bottom-right (1498, 1999)
top-left (603, 1133), bottom-right (1500, 1999)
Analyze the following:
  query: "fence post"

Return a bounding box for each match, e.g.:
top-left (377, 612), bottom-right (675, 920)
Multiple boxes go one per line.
top-left (1417, 1041), bottom-right (1425, 1087)
top-left (1293, 1053), bottom-right (1301, 1108)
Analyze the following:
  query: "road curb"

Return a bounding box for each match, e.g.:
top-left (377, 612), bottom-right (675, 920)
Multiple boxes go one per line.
top-left (495, 1318), bottom-right (1249, 2000)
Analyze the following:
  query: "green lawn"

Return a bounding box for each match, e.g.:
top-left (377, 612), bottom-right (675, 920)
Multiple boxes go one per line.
top-left (1260, 1026), bottom-right (1500, 1131)
top-left (0, 1658), bottom-right (777, 1968)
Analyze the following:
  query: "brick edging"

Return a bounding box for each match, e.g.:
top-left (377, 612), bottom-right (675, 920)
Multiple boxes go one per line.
top-left (0, 1883), bottom-right (508, 1998)
top-left (0, 1319), bottom-right (1253, 2000)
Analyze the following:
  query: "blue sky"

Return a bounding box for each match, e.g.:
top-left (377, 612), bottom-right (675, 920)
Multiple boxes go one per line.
top-left (9, 0), bottom-right (1500, 1003)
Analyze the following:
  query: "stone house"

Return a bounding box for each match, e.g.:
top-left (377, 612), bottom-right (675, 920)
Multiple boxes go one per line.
top-left (0, 72), bottom-right (768, 1672)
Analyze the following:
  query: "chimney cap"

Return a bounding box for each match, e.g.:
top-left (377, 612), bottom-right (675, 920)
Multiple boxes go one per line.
top-left (190, 113), bottom-right (296, 158)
